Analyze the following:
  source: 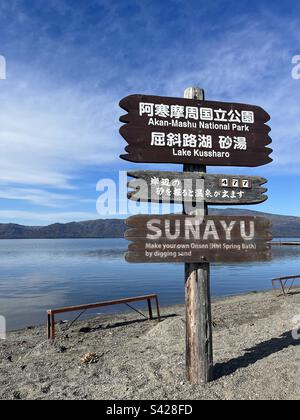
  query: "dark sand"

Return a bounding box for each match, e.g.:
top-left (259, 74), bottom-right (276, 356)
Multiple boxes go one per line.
top-left (0, 289), bottom-right (299, 400)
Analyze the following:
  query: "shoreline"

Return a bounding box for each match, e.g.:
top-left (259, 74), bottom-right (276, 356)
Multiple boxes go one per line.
top-left (7, 288), bottom-right (282, 334)
top-left (1, 288), bottom-right (299, 400)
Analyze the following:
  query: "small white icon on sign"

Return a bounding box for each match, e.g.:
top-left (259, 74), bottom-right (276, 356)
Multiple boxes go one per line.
top-left (242, 179), bottom-right (250, 188)
top-left (232, 179), bottom-right (239, 188)
top-left (221, 178), bottom-right (229, 187)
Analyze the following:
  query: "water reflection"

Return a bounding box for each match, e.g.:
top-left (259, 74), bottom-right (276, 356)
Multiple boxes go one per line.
top-left (0, 239), bottom-right (299, 331)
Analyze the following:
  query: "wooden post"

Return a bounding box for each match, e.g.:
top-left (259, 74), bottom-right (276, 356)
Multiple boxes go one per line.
top-left (155, 296), bottom-right (161, 322)
top-left (147, 298), bottom-right (153, 320)
top-left (47, 312), bottom-right (51, 340)
top-left (184, 87), bottom-right (213, 384)
top-left (48, 311), bottom-right (55, 341)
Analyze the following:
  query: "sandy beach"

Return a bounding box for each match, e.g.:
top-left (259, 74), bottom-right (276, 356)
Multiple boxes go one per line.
top-left (0, 289), bottom-right (299, 400)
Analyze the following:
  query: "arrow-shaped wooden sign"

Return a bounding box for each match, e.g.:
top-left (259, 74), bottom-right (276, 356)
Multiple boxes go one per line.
top-left (119, 94), bottom-right (272, 167)
top-left (125, 215), bottom-right (272, 263)
top-left (127, 170), bottom-right (267, 205)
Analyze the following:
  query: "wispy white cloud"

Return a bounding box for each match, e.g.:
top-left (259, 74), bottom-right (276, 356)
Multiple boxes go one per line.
top-left (0, 186), bottom-right (76, 207)
top-left (0, 83), bottom-right (122, 189)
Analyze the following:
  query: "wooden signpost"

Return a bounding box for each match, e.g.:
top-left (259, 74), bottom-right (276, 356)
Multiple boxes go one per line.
top-left (119, 86), bottom-right (273, 385)
top-left (120, 94), bottom-right (272, 167)
top-left (125, 215), bottom-right (272, 263)
top-left (127, 171), bottom-right (268, 205)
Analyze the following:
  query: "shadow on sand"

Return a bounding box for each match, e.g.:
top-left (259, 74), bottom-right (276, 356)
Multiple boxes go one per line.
top-left (214, 330), bottom-right (300, 380)
top-left (77, 313), bottom-right (178, 333)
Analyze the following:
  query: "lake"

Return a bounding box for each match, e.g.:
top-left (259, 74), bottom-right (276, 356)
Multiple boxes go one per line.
top-left (0, 238), bottom-right (299, 331)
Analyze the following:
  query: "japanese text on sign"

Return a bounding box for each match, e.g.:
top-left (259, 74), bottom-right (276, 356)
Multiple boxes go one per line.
top-left (140, 102), bottom-right (254, 124)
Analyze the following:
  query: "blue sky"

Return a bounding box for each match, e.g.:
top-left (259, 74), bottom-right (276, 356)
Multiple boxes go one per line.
top-left (0, 0), bottom-right (300, 225)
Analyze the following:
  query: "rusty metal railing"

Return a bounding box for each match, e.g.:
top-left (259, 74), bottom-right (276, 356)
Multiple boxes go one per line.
top-left (272, 275), bottom-right (300, 297)
top-left (47, 294), bottom-right (161, 340)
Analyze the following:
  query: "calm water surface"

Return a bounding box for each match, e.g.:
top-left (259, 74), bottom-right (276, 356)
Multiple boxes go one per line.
top-left (0, 238), bottom-right (299, 330)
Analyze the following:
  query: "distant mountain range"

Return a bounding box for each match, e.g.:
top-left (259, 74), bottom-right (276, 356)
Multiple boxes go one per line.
top-left (0, 209), bottom-right (299, 239)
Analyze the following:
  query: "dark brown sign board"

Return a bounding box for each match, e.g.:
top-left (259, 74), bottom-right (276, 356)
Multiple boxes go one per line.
top-left (127, 170), bottom-right (268, 205)
top-left (125, 215), bottom-right (272, 263)
top-left (119, 94), bottom-right (272, 167)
